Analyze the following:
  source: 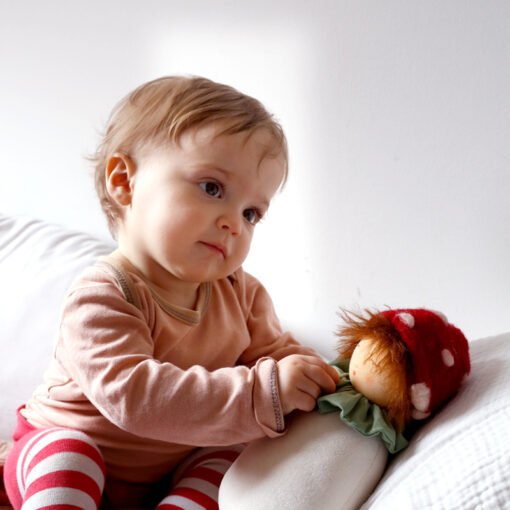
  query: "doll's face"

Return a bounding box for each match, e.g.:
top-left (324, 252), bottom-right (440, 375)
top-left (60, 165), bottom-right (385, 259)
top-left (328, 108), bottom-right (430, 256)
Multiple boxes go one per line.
top-left (349, 337), bottom-right (393, 408)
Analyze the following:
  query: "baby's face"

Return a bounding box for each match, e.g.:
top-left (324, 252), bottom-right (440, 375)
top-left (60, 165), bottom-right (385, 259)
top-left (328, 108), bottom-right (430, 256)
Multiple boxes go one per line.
top-left (117, 123), bottom-right (285, 293)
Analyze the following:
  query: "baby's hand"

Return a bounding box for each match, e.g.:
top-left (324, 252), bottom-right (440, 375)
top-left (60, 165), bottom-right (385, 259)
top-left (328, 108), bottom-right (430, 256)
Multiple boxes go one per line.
top-left (277, 355), bottom-right (340, 415)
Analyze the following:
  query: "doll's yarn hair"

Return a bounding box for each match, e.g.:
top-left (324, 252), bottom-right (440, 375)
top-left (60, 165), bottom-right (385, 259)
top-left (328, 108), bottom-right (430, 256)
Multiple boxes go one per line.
top-left (336, 309), bottom-right (412, 432)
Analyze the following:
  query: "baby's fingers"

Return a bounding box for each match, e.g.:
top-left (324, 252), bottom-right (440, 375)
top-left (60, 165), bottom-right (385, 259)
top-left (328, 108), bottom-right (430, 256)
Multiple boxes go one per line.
top-left (303, 361), bottom-right (339, 394)
top-left (290, 388), bottom-right (319, 412)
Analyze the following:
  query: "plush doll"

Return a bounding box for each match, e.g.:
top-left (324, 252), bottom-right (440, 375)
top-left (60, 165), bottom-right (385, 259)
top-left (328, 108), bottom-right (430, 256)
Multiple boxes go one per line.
top-left (318, 308), bottom-right (471, 452)
top-left (219, 308), bottom-right (471, 510)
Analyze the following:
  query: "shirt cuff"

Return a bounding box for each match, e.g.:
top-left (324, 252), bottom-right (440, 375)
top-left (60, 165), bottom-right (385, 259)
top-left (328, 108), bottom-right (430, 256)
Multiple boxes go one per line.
top-left (253, 357), bottom-right (286, 437)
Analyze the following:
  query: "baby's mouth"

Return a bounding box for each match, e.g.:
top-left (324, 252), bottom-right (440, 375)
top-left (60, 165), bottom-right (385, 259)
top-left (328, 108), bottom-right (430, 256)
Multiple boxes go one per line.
top-left (200, 241), bottom-right (226, 259)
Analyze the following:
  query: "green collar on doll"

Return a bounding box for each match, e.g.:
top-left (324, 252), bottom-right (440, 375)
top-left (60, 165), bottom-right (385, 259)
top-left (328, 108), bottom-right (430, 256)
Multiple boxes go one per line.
top-left (317, 359), bottom-right (409, 454)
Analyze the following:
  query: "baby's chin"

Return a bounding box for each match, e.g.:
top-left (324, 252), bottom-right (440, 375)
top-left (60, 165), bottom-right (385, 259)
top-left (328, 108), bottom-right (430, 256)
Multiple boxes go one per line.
top-left (178, 266), bottom-right (238, 284)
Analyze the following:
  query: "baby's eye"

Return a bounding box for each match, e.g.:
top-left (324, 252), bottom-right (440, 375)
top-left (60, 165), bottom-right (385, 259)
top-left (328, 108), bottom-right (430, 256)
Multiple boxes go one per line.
top-left (243, 208), bottom-right (262, 225)
top-left (199, 181), bottom-right (223, 198)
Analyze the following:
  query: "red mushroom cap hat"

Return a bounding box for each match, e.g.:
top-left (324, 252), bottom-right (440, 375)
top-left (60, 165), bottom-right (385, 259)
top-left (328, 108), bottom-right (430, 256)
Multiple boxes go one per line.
top-left (381, 308), bottom-right (471, 420)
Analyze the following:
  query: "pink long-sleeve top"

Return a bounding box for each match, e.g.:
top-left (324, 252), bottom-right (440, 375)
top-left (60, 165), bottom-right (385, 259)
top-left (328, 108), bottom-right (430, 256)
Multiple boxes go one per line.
top-left (22, 258), bottom-right (316, 482)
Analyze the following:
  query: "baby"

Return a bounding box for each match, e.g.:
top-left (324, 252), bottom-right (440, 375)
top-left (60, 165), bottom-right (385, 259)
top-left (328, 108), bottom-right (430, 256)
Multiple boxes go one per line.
top-left (4, 76), bottom-right (339, 509)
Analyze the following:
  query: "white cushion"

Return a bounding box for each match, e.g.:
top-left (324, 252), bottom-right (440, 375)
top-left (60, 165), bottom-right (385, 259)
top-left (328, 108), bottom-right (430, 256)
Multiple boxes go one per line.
top-left (0, 214), bottom-right (114, 439)
top-left (219, 410), bottom-right (388, 510)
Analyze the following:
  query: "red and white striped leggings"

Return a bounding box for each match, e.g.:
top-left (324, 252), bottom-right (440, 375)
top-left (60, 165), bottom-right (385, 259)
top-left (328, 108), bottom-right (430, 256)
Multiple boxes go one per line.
top-left (4, 413), bottom-right (243, 510)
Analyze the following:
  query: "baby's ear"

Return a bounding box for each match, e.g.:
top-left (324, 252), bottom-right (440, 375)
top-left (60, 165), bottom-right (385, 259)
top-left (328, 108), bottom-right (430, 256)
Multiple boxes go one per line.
top-left (105, 153), bottom-right (136, 206)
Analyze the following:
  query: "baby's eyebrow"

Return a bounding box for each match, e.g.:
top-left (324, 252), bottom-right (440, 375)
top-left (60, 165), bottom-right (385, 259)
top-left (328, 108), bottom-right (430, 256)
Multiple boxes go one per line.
top-left (210, 165), bottom-right (230, 176)
top-left (258, 198), bottom-right (270, 210)
top-left (193, 164), bottom-right (231, 177)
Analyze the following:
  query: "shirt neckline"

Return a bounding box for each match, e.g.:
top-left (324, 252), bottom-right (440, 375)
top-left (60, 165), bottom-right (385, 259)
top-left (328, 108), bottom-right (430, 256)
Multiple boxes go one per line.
top-left (100, 252), bottom-right (211, 326)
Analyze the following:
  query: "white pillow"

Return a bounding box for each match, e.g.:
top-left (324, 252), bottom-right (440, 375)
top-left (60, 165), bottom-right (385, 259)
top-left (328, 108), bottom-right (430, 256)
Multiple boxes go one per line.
top-left (219, 410), bottom-right (388, 510)
top-left (0, 214), bottom-right (114, 439)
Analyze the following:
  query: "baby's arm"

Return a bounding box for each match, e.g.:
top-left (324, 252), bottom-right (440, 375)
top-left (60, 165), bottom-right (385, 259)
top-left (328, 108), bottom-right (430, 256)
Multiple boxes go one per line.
top-left (52, 268), bottom-right (333, 447)
top-left (54, 278), bottom-right (289, 447)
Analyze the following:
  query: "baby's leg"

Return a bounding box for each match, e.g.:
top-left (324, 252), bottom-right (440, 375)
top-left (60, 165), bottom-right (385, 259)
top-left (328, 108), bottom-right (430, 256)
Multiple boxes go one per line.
top-left (156, 445), bottom-right (244, 510)
top-left (4, 427), bottom-right (106, 510)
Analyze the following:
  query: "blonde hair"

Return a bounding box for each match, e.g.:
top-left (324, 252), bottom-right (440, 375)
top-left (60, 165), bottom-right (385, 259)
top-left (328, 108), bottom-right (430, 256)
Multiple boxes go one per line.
top-left (91, 75), bottom-right (288, 237)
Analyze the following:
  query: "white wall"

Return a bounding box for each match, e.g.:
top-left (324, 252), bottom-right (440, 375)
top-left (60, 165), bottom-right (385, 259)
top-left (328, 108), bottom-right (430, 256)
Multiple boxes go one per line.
top-left (1, 0), bottom-right (509, 357)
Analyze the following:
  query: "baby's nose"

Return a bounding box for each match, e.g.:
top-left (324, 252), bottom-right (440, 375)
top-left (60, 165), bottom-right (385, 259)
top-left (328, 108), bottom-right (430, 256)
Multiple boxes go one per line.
top-left (217, 213), bottom-right (241, 235)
